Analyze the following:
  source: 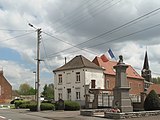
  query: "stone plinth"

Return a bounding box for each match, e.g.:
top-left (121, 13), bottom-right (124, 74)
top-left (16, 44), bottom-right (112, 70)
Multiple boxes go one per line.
top-left (113, 55), bottom-right (133, 112)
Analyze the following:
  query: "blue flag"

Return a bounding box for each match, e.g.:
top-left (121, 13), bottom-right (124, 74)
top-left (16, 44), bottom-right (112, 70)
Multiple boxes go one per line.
top-left (108, 48), bottom-right (115, 59)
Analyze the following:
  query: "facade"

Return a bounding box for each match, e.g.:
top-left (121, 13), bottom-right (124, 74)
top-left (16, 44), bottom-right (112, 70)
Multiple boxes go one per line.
top-left (0, 70), bottom-right (12, 103)
top-left (53, 55), bottom-right (104, 106)
top-left (92, 54), bottom-right (144, 98)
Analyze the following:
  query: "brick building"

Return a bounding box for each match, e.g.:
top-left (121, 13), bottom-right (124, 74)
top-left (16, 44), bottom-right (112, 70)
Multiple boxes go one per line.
top-left (92, 54), bottom-right (144, 97)
top-left (0, 70), bottom-right (12, 103)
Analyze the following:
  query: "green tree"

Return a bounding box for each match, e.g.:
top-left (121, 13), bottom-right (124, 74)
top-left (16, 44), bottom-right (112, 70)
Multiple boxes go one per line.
top-left (144, 90), bottom-right (160, 111)
top-left (42, 83), bottom-right (54, 100)
top-left (152, 77), bottom-right (160, 84)
top-left (19, 83), bottom-right (35, 95)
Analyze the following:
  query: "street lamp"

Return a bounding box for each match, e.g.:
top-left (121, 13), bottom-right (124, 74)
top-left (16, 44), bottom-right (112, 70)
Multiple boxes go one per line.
top-left (33, 71), bottom-right (36, 100)
top-left (29, 23), bottom-right (42, 111)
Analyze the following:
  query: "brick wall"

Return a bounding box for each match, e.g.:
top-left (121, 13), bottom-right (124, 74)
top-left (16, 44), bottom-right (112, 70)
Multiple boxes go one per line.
top-left (105, 74), bottom-right (144, 95)
top-left (0, 71), bottom-right (12, 103)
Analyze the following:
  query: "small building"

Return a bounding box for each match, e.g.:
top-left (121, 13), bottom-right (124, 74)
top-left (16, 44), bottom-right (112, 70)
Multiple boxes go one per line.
top-left (92, 54), bottom-right (144, 101)
top-left (0, 70), bottom-right (12, 103)
top-left (53, 55), bottom-right (104, 106)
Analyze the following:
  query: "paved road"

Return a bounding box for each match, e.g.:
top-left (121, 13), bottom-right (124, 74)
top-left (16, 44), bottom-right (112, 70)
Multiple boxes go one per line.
top-left (0, 109), bottom-right (49, 120)
top-left (1, 109), bottom-right (160, 120)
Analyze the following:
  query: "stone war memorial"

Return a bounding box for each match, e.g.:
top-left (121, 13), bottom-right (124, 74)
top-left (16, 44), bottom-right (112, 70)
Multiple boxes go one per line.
top-left (112, 55), bottom-right (133, 112)
top-left (81, 55), bottom-right (160, 119)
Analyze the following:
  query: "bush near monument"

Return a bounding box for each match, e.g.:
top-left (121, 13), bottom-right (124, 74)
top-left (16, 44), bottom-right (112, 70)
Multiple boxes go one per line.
top-left (144, 90), bottom-right (160, 111)
top-left (64, 101), bottom-right (80, 111)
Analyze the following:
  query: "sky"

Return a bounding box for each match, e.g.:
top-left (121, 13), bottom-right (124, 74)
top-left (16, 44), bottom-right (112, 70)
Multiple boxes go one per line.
top-left (0, 0), bottom-right (160, 90)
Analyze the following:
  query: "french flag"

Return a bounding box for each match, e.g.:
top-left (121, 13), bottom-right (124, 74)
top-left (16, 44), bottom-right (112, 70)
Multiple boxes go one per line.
top-left (108, 48), bottom-right (116, 59)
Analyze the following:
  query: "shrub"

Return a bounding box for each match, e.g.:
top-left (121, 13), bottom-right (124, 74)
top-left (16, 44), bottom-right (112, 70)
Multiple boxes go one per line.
top-left (29, 103), bottom-right (37, 111)
top-left (144, 90), bottom-right (160, 111)
top-left (41, 103), bottom-right (54, 110)
top-left (14, 100), bottom-right (31, 109)
top-left (29, 103), bottom-right (54, 111)
top-left (14, 100), bottom-right (24, 109)
top-left (64, 101), bottom-right (80, 111)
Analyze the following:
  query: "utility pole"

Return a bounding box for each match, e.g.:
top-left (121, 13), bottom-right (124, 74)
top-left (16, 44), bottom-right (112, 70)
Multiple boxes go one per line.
top-left (29, 23), bottom-right (42, 111)
top-left (33, 71), bottom-right (36, 100)
top-left (36, 28), bottom-right (42, 111)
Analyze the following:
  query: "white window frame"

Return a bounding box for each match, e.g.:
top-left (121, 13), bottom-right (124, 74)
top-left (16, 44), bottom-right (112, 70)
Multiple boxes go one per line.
top-left (58, 89), bottom-right (63, 100)
top-left (58, 74), bottom-right (62, 84)
top-left (75, 88), bottom-right (81, 100)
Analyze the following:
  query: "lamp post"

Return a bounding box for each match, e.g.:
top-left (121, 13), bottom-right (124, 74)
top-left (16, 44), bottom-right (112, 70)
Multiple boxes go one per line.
top-left (33, 71), bottom-right (36, 100)
top-left (29, 23), bottom-right (42, 111)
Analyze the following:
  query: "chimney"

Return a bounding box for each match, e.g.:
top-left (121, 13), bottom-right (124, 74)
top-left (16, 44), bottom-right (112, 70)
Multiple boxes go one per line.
top-left (0, 70), bottom-right (3, 75)
top-left (65, 57), bottom-right (67, 64)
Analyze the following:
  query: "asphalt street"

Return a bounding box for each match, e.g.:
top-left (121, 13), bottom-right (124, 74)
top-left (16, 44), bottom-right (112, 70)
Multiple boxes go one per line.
top-left (0, 109), bottom-right (160, 120)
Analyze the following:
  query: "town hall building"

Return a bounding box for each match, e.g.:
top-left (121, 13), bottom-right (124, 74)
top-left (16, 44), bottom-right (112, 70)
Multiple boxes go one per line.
top-left (53, 55), bottom-right (104, 106)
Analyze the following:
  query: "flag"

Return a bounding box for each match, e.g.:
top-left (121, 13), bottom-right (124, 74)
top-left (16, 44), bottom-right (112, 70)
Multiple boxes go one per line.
top-left (108, 48), bottom-right (115, 59)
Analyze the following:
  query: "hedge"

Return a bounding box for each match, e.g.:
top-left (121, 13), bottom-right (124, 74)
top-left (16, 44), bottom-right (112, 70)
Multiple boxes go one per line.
top-left (64, 101), bottom-right (80, 111)
top-left (15, 100), bottom-right (30, 109)
top-left (29, 103), bottom-right (55, 111)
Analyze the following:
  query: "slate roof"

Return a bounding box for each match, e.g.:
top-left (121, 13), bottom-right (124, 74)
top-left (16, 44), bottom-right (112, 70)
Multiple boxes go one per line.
top-left (53, 55), bottom-right (103, 72)
top-left (92, 54), bottom-right (144, 80)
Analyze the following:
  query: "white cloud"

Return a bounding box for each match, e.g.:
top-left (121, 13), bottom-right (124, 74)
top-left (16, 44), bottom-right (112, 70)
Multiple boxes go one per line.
top-left (0, 0), bottom-right (160, 90)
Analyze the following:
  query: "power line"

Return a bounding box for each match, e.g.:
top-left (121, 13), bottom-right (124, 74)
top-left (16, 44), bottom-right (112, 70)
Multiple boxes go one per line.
top-left (0, 31), bottom-right (35, 42)
top-left (53, 0), bottom-right (106, 30)
top-left (86, 23), bottom-right (160, 49)
top-left (133, 66), bottom-right (160, 76)
top-left (45, 23), bottom-right (160, 59)
top-left (41, 37), bottom-right (52, 71)
top-left (0, 28), bottom-right (34, 32)
top-left (51, 0), bottom-right (91, 25)
top-left (42, 31), bottom-right (97, 56)
top-left (43, 7), bottom-right (160, 58)
top-left (56, 0), bottom-right (118, 33)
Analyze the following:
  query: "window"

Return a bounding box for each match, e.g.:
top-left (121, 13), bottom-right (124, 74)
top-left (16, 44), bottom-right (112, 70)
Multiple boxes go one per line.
top-left (138, 83), bottom-right (141, 88)
top-left (75, 88), bottom-right (80, 100)
top-left (76, 92), bottom-right (80, 100)
top-left (67, 89), bottom-right (71, 100)
top-left (129, 82), bottom-right (132, 88)
top-left (58, 93), bottom-right (62, 100)
top-left (91, 80), bottom-right (96, 89)
top-left (76, 72), bottom-right (80, 82)
top-left (66, 73), bottom-right (71, 84)
top-left (58, 89), bottom-right (62, 100)
top-left (58, 74), bottom-right (62, 84)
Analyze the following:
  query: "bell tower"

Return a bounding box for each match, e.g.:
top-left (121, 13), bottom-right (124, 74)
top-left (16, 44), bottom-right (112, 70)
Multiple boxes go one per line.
top-left (141, 51), bottom-right (151, 82)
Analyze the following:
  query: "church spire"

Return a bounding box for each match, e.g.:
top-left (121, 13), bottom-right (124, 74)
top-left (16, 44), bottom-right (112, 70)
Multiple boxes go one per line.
top-left (143, 51), bottom-right (149, 70)
top-left (141, 51), bottom-right (151, 82)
